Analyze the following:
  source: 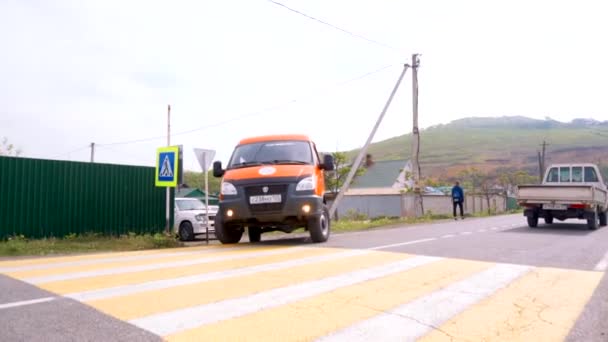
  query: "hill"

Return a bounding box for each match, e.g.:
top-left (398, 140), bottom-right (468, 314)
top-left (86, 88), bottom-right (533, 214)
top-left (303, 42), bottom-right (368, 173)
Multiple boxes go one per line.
top-left (345, 116), bottom-right (608, 180)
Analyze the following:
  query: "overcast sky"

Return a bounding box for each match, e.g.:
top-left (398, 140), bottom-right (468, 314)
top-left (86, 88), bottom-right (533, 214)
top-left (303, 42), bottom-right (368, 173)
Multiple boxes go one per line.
top-left (1, 0), bottom-right (607, 171)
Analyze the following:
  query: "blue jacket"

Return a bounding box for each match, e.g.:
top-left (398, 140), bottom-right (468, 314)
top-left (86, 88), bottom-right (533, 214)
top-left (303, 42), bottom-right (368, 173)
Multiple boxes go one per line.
top-left (451, 185), bottom-right (464, 201)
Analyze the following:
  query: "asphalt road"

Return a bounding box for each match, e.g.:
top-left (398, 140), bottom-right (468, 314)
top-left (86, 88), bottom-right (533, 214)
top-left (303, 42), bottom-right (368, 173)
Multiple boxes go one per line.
top-left (1, 213), bottom-right (607, 341)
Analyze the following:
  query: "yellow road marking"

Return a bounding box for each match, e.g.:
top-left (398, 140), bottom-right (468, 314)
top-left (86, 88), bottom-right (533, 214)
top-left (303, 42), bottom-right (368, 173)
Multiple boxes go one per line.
top-left (6, 246), bottom-right (283, 279)
top-left (40, 247), bottom-right (338, 294)
top-left (0, 244), bottom-right (232, 269)
top-left (419, 267), bottom-right (602, 342)
top-left (166, 258), bottom-right (491, 342)
top-left (88, 251), bottom-right (411, 321)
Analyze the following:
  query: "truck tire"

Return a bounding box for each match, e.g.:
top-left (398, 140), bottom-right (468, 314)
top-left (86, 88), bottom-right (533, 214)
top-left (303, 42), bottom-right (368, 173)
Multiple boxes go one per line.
top-left (309, 207), bottom-right (330, 243)
top-left (178, 221), bottom-right (195, 241)
top-left (587, 209), bottom-right (599, 230)
top-left (214, 213), bottom-right (243, 244)
top-left (248, 227), bottom-right (262, 243)
top-left (544, 216), bottom-right (553, 225)
top-left (600, 211), bottom-right (607, 227)
top-left (527, 215), bottom-right (538, 228)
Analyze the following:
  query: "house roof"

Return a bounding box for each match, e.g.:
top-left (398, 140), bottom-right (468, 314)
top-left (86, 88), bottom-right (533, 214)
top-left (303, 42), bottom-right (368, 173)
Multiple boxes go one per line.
top-left (176, 187), bottom-right (217, 199)
top-left (350, 160), bottom-right (410, 189)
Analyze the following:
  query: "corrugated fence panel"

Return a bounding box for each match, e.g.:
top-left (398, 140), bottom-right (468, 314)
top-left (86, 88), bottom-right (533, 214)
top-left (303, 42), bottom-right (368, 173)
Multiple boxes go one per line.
top-left (0, 156), bottom-right (173, 239)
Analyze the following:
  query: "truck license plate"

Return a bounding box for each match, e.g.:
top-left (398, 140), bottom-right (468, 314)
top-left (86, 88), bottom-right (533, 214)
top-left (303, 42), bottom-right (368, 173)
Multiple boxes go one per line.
top-left (250, 194), bottom-right (282, 204)
top-left (543, 203), bottom-right (567, 210)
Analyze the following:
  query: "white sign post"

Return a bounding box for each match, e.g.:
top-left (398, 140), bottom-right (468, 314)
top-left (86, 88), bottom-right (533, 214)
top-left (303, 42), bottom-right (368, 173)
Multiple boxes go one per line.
top-left (194, 148), bottom-right (216, 244)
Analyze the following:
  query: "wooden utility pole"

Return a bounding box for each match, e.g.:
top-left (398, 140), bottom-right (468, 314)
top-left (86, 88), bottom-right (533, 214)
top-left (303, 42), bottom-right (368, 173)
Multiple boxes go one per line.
top-left (165, 105), bottom-right (171, 235)
top-left (538, 140), bottom-right (548, 183)
top-left (411, 54), bottom-right (424, 217)
top-left (329, 64), bottom-right (410, 219)
top-left (90, 142), bottom-right (95, 162)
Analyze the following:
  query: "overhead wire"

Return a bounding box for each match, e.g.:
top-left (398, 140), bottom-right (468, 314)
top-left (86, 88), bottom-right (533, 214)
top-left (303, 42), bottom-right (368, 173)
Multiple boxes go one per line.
top-left (266, 0), bottom-right (400, 52)
top-left (96, 63), bottom-right (396, 147)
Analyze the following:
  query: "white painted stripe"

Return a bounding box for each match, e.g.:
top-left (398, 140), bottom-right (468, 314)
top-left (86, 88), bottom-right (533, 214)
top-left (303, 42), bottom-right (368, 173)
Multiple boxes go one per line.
top-left (460, 231), bottom-right (472, 235)
top-left (129, 255), bottom-right (441, 336)
top-left (26, 247), bottom-right (305, 284)
top-left (0, 297), bottom-right (56, 310)
top-left (317, 263), bottom-right (530, 342)
top-left (501, 225), bottom-right (511, 229)
top-left (490, 227), bottom-right (499, 230)
top-left (594, 250), bottom-right (608, 271)
top-left (441, 234), bottom-right (455, 239)
top-left (67, 249), bottom-right (371, 302)
top-left (368, 238), bottom-right (436, 250)
top-left (477, 229), bottom-right (487, 233)
top-left (0, 247), bottom-right (244, 273)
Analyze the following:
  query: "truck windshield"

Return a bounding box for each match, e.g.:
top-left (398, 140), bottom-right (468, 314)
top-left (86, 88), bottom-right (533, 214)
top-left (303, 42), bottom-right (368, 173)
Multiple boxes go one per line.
top-left (228, 141), bottom-right (313, 168)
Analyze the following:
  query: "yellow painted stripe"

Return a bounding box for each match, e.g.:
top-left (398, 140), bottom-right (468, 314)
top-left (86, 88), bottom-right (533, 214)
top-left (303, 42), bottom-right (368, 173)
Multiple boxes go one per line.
top-left (0, 245), bottom-right (229, 268)
top-left (6, 245), bottom-right (281, 279)
top-left (40, 247), bottom-right (337, 294)
top-left (166, 258), bottom-right (491, 342)
top-left (88, 251), bottom-right (411, 321)
top-left (419, 267), bottom-right (602, 342)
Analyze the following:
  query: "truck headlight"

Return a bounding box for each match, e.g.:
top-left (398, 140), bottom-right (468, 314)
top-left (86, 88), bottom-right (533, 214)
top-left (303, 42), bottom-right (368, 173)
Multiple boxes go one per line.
top-left (296, 176), bottom-right (316, 191)
top-left (221, 182), bottom-right (237, 196)
top-left (195, 214), bottom-right (206, 222)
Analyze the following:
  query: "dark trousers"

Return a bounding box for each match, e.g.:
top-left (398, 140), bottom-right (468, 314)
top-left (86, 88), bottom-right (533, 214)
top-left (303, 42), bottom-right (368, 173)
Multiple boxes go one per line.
top-left (453, 200), bottom-right (464, 217)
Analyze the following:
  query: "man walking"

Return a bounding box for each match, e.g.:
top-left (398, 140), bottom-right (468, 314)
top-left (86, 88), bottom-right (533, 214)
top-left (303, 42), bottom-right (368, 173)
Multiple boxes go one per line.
top-left (452, 181), bottom-right (465, 220)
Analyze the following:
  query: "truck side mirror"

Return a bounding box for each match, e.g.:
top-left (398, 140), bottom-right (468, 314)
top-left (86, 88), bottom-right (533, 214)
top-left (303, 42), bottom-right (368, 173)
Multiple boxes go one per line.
top-left (321, 154), bottom-right (334, 171)
top-left (213, 161), bottom-right (225, 178)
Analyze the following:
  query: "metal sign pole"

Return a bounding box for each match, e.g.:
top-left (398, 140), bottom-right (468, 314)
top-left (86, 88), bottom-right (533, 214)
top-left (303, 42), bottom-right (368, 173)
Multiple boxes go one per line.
top-left (204, 153), bottom-right (209, 244)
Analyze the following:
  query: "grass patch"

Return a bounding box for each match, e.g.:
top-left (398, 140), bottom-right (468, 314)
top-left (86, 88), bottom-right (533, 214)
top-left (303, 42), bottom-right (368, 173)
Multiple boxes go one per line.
top-left (332, 213), bottom-right (453, 233)
top-left (0, 232), bottom-right (182, 257)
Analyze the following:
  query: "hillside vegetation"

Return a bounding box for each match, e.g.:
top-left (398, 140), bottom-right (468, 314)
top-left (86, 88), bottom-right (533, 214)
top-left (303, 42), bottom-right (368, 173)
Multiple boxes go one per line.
top-left (346, 116), bottom-right (608, 180)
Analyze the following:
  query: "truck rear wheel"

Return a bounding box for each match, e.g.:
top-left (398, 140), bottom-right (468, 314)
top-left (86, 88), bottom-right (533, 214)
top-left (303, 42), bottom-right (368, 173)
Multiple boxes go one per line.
top-left (309, 207), bottom-right (330, 243)
top-left (248, 227), bottom-right (261, 243)
top-left (215, 214), bottom-right (243, 244)
top-left (527, 215), bottom-right (538, 228)
top-left (588, 209), bottom-right (599, 230)
top-left (544, 216), bottom-right (553, 225)
top-left (599, 211), bottom-right (607, 227)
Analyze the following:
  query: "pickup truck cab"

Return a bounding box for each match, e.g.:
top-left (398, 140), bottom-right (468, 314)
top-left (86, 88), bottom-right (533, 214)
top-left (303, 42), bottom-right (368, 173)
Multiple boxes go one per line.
top-left (212, 134), bottom-right (334, 244)
top-left (174, 197), bottom-right (218, 241)
top-left (516, 163), bottom-right (608, 229)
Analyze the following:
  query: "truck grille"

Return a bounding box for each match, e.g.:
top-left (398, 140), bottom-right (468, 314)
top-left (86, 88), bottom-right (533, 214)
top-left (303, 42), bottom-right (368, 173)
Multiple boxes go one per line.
top-left (245, 184), bottom-right (288, 213)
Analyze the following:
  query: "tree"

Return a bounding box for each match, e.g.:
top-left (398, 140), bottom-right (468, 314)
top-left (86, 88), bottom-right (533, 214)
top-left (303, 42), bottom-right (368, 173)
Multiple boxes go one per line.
top-left (0, 137), bottom-right (22, 156)
top-left (459, 167), bottom-right (494, 214)
top-left (182, 170), bottom-right (221, 194)
top-left (324, 152), bottom-right (366, 194)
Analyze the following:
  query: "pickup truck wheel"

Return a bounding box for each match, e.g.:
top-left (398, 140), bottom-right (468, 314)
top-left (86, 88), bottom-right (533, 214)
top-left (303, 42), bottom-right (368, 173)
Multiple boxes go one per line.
top-left (214, 214), bottom-right (243, 244)
top-left (309, 207), bottom-right (330, 243)
top-left (599, 211), bottom-right (607, 227)
top-left (544, 216), bottom-right (553, 225)
top-left (527, 215), bottom-right (538, 228)
top-left (248, 227), bottom-right (261, 243)
top-left (588, 209), bottom-right (599, 230)
top-left (178, 222), bottom-right (195, 241)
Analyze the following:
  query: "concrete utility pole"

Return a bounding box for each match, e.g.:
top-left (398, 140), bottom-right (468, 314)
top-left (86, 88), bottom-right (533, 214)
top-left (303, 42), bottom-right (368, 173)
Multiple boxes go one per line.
top-left (411, 54), bottom-right (424, 217)
top-left (165, 105), bottom-right (171, 235)
top-left (538, 140), bottom-right (549, 183)
top-left (90, 142), bottom-right (95, 163)
top-left (329, 63), bottom-right (410, 219)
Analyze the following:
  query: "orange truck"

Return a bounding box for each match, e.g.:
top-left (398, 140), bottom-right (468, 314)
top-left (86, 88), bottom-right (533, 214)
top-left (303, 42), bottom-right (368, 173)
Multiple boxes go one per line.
top-left (212, 134), bottom-right (335, 244)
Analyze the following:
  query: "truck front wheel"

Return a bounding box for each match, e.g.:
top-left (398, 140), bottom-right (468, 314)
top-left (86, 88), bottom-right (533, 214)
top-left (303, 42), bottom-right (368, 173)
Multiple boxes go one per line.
top-left (599, 211), bottom-right (607, 227)
top-left (588, 209), bottom-right (599, 230)
top-left (248, 227), bottom-right (262, 243)
top-left (215, 214), bottom-right (243, 244)
top-left (309, 207), bottom-right (330, 243)
top-left (527, 215), bottom-right (538, 228)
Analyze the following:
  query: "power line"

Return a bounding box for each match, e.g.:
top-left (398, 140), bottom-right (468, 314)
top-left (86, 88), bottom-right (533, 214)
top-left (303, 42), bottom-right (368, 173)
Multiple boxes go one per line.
top-left (267, 0), bottom-right (399, 52)
top-left (98, 63), bottom-right (396, 147)
top-left (49, 145), bottom-right (89, 159)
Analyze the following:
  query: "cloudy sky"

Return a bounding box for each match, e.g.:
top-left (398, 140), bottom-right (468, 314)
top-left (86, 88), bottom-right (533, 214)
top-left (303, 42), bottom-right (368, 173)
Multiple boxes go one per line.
top-left (1, 0), bottom-right (607, 171)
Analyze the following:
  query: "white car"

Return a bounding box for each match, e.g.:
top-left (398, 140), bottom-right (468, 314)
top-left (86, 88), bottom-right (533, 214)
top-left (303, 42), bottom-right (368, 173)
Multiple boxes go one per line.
top-left (174, 197), bottom-right (219, 241)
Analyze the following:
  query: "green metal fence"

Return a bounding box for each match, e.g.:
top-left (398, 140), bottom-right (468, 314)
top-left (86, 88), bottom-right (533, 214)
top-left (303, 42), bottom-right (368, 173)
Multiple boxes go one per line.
top-left (0, 156), bottom-right (173, 239)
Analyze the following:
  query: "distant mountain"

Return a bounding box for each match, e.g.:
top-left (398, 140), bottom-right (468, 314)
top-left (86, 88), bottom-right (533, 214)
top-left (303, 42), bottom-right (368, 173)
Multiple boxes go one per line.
top-left (345, 116), bottom-right (608, 180)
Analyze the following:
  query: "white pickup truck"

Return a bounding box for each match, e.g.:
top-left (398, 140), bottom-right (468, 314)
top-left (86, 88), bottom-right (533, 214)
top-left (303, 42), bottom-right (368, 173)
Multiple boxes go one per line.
top-left (516, 164), bottom-right (608, 229)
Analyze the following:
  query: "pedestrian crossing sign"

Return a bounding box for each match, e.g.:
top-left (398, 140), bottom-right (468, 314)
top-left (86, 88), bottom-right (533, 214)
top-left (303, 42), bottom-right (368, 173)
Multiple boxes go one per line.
top-left (155, 146), bottom-right (180, 187)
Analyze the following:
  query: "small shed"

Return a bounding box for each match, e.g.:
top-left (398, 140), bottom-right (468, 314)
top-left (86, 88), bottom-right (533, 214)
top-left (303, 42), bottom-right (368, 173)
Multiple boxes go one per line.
top-left (176, 187), bottom-right (219, 205)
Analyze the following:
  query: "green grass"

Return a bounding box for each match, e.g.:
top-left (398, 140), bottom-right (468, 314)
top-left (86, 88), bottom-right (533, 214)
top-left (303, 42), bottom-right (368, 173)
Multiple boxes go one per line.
top-left (0, 233), bottom-right (182, 257)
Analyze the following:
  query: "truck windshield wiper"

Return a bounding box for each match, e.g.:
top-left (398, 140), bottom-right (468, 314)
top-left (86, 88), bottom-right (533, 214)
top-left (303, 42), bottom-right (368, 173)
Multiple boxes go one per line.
top-left (269, 160), bottom-right (309, 165)
top-left (230, 161), bottom-right (264, 169)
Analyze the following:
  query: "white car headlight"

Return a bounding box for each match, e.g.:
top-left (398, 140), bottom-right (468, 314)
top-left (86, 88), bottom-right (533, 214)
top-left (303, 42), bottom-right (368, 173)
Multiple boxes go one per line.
top-left (221, 182), bottom-right (237, 195)
top-left (296, 176), bottom-right (316, 191)
top-left (195, 214), bottom-right (206, 222)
